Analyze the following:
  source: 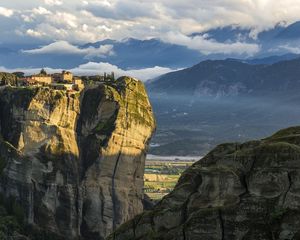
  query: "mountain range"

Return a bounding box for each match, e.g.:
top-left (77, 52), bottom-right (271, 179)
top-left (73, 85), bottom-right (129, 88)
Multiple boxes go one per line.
top-left (147, 57), bottom-right (300, 156)
top-left (1, 21), bottom-right (300, 72)
top-left (147, 58), bottom-right (300, 96)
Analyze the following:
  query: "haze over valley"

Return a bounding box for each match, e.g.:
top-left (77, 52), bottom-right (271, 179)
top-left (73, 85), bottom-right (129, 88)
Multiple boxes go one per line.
top-left (147, 57), bottom-right (300, 156)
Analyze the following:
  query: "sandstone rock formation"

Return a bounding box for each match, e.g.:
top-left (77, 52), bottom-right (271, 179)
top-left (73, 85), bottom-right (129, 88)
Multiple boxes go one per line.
top-left (0, 77), bottom-right (155, 240)
top-left (109, 126), bottom-right (300, 240)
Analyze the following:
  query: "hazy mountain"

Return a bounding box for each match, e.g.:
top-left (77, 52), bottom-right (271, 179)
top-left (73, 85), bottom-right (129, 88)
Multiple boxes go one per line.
top-left (1, 21), bottom-right (300, 70)
top-left (195, 22), bottom-right (300, 43)
top-left (192, 25), bottom-right (255, 43)
top-left (191, 21), bottom-right (300, 58)
top-left (0, 38), bottom-right (203, 70)
top-left (147, 58), bottom-right (300, 156)
top-left (275, 21), bottom-right (300, 39)
top-left (83, 38), bottom-right (203, 69)
top-left (244, 53), bottom-right (300, 65)
top-left (147, 58), bottom-right (300, 96)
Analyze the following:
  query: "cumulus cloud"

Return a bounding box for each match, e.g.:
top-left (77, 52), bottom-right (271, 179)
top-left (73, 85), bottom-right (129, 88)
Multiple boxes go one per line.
top-left (0, 62), bottom-right (176, 81)
top-left (0, 6), bottom-right (14, 17)
top-left (71, 62), bottom-right (176, 80)
top-left (1, 0), bottom-right (300, 54)
top-left (83, 0), bottom-right (157, 20)
top-left (162, 32), bottom-right (260, 56)
top-left (26, 29), bottom-right (45, 38)
top-left (22, 41), bottom-right (115, 59)
top-left (82, 0), bottom-right (300, 35)
top-left (20, 9), bottom-right (113, 43)
top-left (49, 12), bottom-right (78, 29)
top-left (44, 0), bottom-right (63, 6)
top-left (32, 7), bottom-right (51, 15)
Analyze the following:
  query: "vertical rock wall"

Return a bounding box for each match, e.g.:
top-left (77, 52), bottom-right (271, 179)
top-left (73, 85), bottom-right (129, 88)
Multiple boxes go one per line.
top-left (0, 77), bottom-right (155, 239)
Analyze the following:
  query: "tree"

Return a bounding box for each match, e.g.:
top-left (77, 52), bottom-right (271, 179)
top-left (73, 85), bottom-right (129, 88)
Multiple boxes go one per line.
top-left (40, 69), bottom-right (47, 76)
top-left (0, 72), bottom-right (17, 86)
top-left (111, 72), bottom-right (115, 81)
top-left (12, 72), bottom-right (25, 78)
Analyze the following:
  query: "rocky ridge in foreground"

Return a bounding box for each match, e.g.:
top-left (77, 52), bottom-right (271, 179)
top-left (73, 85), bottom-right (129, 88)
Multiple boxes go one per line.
top-left (109, 126), bottom-right (300, 240)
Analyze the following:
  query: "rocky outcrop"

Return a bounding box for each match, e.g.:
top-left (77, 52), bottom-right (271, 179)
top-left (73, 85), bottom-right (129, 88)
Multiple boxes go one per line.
top-left (109, 126), bottom-right (300, 240)
top-left (0, 77), bottom-right (155, 240)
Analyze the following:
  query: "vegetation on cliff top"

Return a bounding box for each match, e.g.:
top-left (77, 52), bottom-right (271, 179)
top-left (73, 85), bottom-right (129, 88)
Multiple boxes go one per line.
top-left (0, 72), bottom-right (18, 86)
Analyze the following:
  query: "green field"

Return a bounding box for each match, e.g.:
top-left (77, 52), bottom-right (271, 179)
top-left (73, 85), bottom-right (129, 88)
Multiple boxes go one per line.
top-left (144, 158), bottom-right (195, 200)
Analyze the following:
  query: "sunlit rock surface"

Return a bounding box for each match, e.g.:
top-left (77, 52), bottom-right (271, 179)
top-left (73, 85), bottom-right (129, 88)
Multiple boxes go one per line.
top-left (0, 77), bottom-right (155, 240)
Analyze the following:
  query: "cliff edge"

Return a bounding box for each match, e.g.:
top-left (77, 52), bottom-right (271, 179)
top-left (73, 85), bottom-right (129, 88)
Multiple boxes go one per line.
top-left (109, 126), bottom-right (300, 240)
top-left (0, 77), bottom-right (155, 239)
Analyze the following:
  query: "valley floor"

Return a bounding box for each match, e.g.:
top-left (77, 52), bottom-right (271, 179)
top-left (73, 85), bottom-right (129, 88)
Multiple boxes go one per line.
top-left (144, 155), bottom-right (199, 200)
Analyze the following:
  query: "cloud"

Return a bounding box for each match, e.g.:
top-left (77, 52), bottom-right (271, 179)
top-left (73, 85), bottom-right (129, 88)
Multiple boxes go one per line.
top-left (48, 12), bottom-right (78, 28)
top-left (0, 6), bottom-right (14, 17)
top-left (19, 7), bottom-right (52, 23)
top-left (44, 0), bottom-right (63, 6)
top-left (162, 32), bottom-right (260, 56)
top-left (0, 62), bottom-right (176, 81)
top-left (83, 0), bottom-right (157, 20)
top-left (1, 0), bottom-right (300, 54)
top-left (32, 7), bottom-right (51, 15)
top-left (22, 41), bottom-right (115, 59)
top-left (81, 0), bottom-right (300, 36)
top-left (71, 62), bottom-right (177, 80)
top-left (26, 29), bottom-right (45, 38)
top-left (278, 45), bottom-right (300, 54)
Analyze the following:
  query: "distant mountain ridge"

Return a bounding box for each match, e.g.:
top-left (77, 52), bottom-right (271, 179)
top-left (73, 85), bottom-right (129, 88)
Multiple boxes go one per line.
top-left (0, 38), bottom-right (202, 70)
top-left (82, 38), bottom-right (202, 69)
top-left (194, 21), bottom-right (300, 43)
top-left (147, 57), bottom-right (300, 97)
top-left (146, 57), bottom-right (300, 156)
top-left (275, 21), bottom-right (300, 39)
top-left (1, 21), bottom-right (300, 70)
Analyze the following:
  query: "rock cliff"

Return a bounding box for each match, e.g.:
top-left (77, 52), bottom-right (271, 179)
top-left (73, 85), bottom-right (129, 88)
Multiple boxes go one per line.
top-left (109, 126), bottom-right (300, 240)
top-left (0, 77), bottom-right (155, 239)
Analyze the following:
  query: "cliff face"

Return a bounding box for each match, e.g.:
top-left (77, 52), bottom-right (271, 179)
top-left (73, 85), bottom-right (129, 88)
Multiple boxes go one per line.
top-left (110, 126), bottom-right (300, 240)
top-left (0, 77), bottom-right (155, 240)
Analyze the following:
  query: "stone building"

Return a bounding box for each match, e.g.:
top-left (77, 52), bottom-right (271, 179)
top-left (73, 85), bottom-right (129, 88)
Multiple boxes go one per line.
top-left (61, 71), bottom-right (73, 82)
top-left (51, 83), bottom-right (74, 91)
top-left (31, 75), bottom-right (52, 85)
top-left (73, 78), bottom-right (84, 90)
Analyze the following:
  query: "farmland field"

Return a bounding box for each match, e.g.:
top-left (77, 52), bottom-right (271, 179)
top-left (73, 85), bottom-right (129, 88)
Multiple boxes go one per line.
top-left (144, 155), bottom-right (200, 200)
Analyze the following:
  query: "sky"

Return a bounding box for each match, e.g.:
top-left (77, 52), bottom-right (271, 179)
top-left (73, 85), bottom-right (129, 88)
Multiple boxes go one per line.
top-left (1, 0), bottom-right (300, 44)
top-left (0, 63), bottom-right (177, 80)
top-left (1, 0), bottom-right (300, 80)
